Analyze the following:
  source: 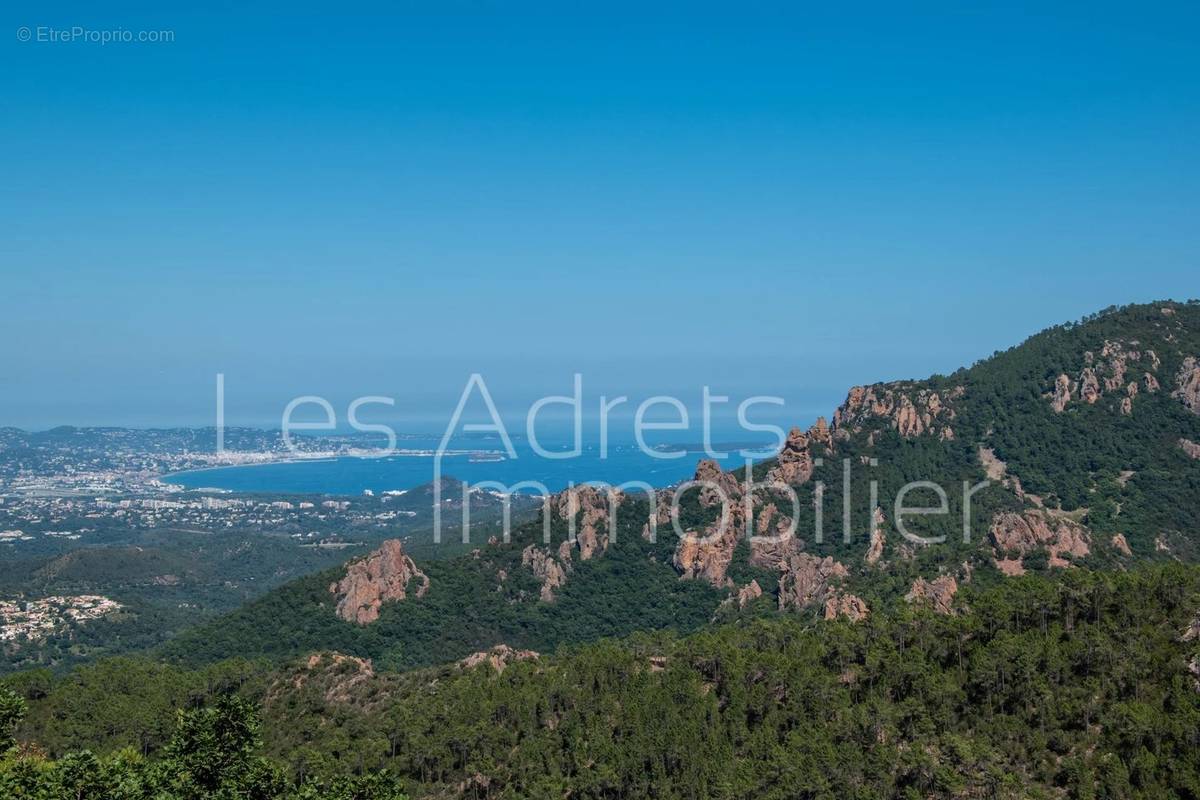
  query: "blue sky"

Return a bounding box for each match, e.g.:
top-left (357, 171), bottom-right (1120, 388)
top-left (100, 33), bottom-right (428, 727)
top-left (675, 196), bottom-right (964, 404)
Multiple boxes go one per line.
top-left (2, 2), bottom-right (1197, 431)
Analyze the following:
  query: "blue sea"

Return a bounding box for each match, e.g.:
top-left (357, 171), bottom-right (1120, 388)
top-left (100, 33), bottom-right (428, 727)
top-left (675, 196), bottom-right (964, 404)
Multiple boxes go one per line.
top-left (168, 435), bottom-right (777, 496)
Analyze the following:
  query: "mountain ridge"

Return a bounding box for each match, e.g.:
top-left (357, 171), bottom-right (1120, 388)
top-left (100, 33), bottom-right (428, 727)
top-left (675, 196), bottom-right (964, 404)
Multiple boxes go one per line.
top-left (160, 300), bottom-right (1200, 671)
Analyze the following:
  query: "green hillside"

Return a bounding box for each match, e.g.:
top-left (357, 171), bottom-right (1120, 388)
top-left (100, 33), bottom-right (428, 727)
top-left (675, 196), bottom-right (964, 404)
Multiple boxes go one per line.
top-left (7, 563), bottom-right (1200, 799)
top-left (159, 301), bottom-right (1200, 673)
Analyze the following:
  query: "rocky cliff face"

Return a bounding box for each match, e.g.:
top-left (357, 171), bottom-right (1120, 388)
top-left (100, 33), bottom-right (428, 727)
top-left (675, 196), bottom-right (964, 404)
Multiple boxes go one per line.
top-left (865, 507), bottom-right (886, 565)
top-left (717, 579), bottom-right (763, 614)
top-left (673, 459), bottom-right (747, 586)
top-left (766, 426), bottom-right (817, 485)
top-left (905, 576), bottom-right (958, 614)
top-left (777, 553), bottom-right (850, 610)
top-left (833, 384), bottom-right (959, 441)
top-left (824, 593), bottom-right (869, 622)
top-left (518, 484), bottom-right (627, 602)
top-left (550, 484), bottom-right (621, 561)
top-left (1180, 439), bottom-right (1200, 460)
top-left (1174, 356), bottom-right (1200, 413)
top-left (1049, 339), bottom-right (1163, 415)
top-left (329, 540), bottom-right (429, 625)
top-left (990, 510), bottom-right (1091, 575)
top-left (747, 502), bottom-right (803, 571)
top-left (522, 544), bottom-right (569, 602)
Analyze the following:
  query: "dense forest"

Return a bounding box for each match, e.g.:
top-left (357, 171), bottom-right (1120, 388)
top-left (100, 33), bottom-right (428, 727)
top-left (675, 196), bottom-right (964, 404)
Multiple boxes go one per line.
top-left (5, 564), bottom-right (1200, 798)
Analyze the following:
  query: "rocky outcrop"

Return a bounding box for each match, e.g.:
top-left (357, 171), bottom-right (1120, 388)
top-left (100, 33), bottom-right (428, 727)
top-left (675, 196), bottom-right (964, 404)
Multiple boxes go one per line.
top-left (694, 458), bottom-right (741, 508)
top-left (522, 544), bottom-right (569, 602)
top-left (731, 580), bottom-right (763, 609)
top-left (833, 384), bottom-right (958, 440)
top-left (989, 510), bottom-right (1091, 574)
top-left (865, 507), bottom-right (885, 564)
top-left (777, 554), bottom-right (849, 612)
top-left (329, 540), bottom-right (429, 625)
top-left (642, 492), bottom-right (676, 540)
top-left (675, 522), bottom-right (741, 586)
top-left (458, 644), bottom-right (539, 673)
top-left (824, 593), bottom-right (869, 622)
top-left (808, 416), bottom-right (833, 453)
top-left (1051, 374), bottom-right (1073, 412)
top-left (674, 460), bottom-right (749, 586)
top-left (1078, 367), bottom-right (1101, 404)
top-left (1111, 533), bottom-right (1133, 557)
top-left (551, 484), bottom-right (621, 561)
top-left (1180, 439), bottom-right (1200, 460)
top-left (1174, 357), bottom-right (1200, 413)
top-left (905, 576), bottom-right (958, 614)
top-left (766, 428), bottom-right (816, 486)
top-left (748, 502), bottom-right (803, 570)
top-left (1181, 613), bottom-right (1200, 642)
top-left (275, 653), bottom-right (376, 706)
top-left (1051, 341), bottom-right (1164, 414)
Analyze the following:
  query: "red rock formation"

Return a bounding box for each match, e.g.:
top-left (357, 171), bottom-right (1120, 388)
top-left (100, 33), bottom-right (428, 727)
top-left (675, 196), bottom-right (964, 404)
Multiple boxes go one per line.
top-left (732, 580), bottom-right (763, 609)
top-left (808, 416), bottom-right (833, 453)
top-left (551, 484), bottom-right (621, 561)
top-left (766, 428), bottom-right (815, 486)
top-left (1174, 357), bottom-right (1200, 413)
top-left (642, 492), bottom-right (676, 540)
top-left (675, 523), bottom-right (740, 586)
top-left (1051, 343), bottom-right (1163, 413)
top-left (777, 554), bottom-right (849, 612)
top-left (833, 384), bottom-right (956, 439)
top-left (674, 460), bottom-right (748, 586)
top-left (989, 510), bottom-right (1091, 572)
top-left (748, 502), bottom-right (803, 570)
top-left (329, 540), bottom-right (429, 625)
top-left (894, 395), bottom-right (924, 436)
top-left (824, 593), bottom-right (869, 622)
top-left (458, 644), bottom-right (539, 673)
top-left (694, 459), bottom-right (742, 507)
top-left (1078, 368), bottom-right (1101, 404)
top-left (1111, 533), bottom-right (1133, 556)
top-left (521, 545), bottom-right (569, 602)
top-left (905, 576), bottom-right (958, 614)
top-left (1050, 374), bottom-right (1073, 412)
top-left (865, 507), bottom-right (886, 565)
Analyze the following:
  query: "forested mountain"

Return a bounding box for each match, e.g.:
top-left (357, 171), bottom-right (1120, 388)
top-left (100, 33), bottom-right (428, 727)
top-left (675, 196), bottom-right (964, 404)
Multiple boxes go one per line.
top-left (5, 300), bottom-right (1200, 798)
top-left (161, 300), bottom-right (1200, 671)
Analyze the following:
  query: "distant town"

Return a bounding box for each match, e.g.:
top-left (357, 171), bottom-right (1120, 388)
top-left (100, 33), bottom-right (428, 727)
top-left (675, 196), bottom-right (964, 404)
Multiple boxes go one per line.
top-left (0, 426), bottom-right (524, 661)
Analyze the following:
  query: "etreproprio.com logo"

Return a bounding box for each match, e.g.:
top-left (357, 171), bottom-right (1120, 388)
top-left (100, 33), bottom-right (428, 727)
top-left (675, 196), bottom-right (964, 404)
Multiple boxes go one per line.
top-left (16, 26), bottom-right (175, 44)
